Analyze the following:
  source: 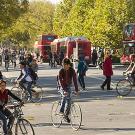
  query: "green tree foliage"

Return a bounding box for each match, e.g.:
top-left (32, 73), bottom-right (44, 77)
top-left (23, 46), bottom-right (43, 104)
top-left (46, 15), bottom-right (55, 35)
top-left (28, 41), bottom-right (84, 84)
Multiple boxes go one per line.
top-left (53, 0), bottom-right (76, 36)
top-left (1, 0), bottom-right (135, 49)
top-left (53, 0), bottom-right (135, 49)
top-left (0, 0), bottom-right (28, 29)
top-left (6, 0), bottom-right (55, 47)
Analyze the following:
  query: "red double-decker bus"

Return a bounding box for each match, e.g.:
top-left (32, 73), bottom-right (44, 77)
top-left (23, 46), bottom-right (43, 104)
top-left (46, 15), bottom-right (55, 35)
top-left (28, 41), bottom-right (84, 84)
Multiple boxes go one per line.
top-left (120, 23), bottom-right (135, 64)
top-left (34, 34), bottom-right (58, 62)
top-left (51, 36), bottom-right (91, 64)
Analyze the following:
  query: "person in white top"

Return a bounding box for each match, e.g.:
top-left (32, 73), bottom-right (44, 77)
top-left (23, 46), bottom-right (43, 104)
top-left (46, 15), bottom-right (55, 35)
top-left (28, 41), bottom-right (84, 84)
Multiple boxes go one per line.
top-left (15, 61), bottom-right (33, 99)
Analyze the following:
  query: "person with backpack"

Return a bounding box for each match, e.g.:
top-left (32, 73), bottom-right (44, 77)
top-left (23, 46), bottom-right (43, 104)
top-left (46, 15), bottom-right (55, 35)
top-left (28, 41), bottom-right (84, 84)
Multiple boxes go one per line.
top-left (15, 61), bottom-right (33, 100)
top-left (77, 57), bottom-right (88, 91)
top-left (58, 58), bottom-right (79, 123)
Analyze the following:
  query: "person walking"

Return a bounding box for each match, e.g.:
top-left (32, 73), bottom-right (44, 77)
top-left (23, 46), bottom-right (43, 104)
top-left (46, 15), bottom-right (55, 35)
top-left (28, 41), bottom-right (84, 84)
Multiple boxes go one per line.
top-left (101, 52), bottom-right (113, 90)
top-left (77, 57), bottom-right (88, 90)
top-left (92, 49), bottom-right (98, 66)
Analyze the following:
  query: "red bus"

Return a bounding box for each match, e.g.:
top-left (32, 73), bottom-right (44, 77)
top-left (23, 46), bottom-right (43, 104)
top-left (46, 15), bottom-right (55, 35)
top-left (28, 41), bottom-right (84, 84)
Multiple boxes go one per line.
top-left (34, 34), bottom-right (58, 62)
top-left (51, 36), bottom-right (91, 64)
top-left (120, 23), bottom-right (135, 64)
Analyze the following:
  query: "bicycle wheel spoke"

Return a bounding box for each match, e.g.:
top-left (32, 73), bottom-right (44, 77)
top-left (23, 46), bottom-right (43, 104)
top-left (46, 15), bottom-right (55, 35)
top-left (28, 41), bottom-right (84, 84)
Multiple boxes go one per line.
top-left (10, 87), bottom-right (22, 104)
top-left (31, 85), bottom-right (43, 103)
top-left (51, 101), bottom-right (62, 128)
top-left (70, 103), bottom-right (82, 130)
top-left (116, 79), bottom-right (132, 96)
top-left (15, 119), bottom-right (35, 135)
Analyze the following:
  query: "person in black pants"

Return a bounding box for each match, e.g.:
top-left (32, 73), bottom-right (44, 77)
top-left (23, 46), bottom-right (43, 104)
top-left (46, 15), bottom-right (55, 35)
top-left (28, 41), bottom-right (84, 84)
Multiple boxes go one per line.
top-left (101, 53), bottom-right (113, 90)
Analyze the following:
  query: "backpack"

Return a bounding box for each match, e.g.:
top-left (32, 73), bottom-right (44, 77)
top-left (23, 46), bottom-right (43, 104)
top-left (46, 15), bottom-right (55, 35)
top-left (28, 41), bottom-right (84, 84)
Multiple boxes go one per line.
top-left (27, 67), bottom-right (38, 81)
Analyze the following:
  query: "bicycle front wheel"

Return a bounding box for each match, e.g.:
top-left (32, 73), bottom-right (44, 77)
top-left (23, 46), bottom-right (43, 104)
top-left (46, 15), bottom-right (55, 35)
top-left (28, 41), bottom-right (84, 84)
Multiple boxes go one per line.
top-left (15, 119), bottom-right (35, 135)
top-left (116, 79), bottom-right (132, 96)
top-left (10, 87), bottom-right (22, 104)
top-left (51, 101), bottom-right (62, 128)
top-left (70, 103), bottom-right (82, 131)
top-left (31, 85), bottom-right (43, 103)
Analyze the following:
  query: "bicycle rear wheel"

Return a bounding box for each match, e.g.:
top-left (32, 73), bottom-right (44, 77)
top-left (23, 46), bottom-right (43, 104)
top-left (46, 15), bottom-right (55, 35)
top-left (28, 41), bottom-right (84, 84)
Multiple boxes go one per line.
top-left (116, 79), bottom-right (132, 96)
top-left (20, 90), bottom-right (29, 103)
top-left (31, 84), bottom-right (43, 103)
top-left (0, 120), bottom-right (3, 134)
top-left (15, 119), bottom-right (35, 135)
top-left (51, 101), bottom-right (62, 128)
top-left (70, 103), bottom-right (82, 131)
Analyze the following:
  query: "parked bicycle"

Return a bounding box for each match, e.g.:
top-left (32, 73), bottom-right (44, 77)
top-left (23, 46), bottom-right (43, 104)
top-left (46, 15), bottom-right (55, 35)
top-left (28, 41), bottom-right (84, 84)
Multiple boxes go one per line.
top-left (10, 81), bottom-right (43, 103)
top-left (0, 102), bottom-right (35, 135)
top-left (116, 72), bottom-right (133, 96)
top-left (51, 91), bottom-right (82, 131)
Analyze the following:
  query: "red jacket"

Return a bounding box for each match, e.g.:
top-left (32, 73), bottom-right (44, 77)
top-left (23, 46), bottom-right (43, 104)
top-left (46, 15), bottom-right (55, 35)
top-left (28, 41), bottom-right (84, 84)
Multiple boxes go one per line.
top-left (59, 67), bottom-right (78, 92)
top-left (103, 57), bottom-right (113, 76)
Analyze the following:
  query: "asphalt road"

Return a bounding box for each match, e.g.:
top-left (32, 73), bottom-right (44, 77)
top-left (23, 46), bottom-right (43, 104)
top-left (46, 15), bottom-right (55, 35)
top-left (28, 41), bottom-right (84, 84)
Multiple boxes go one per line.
top-left (2, 63), bottom-right (135, 135)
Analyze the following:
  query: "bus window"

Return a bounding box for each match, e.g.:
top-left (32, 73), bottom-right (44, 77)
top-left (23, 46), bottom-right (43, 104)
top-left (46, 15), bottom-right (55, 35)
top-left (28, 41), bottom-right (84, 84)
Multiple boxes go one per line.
top-left (42, 35), bottom-right (56, 41)
top-left (124, 24), bottom-right (134, 38)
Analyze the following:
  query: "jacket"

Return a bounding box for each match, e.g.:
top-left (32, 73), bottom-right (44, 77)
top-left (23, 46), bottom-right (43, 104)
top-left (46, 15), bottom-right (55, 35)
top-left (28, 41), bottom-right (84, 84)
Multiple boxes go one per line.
top-left (103, 56), bottom-right (113, 76)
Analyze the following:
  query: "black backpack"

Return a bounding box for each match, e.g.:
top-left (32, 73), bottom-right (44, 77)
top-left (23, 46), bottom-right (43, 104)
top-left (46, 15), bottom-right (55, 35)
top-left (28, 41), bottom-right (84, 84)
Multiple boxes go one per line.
top-left (28, 67), bottom-right (38, 80)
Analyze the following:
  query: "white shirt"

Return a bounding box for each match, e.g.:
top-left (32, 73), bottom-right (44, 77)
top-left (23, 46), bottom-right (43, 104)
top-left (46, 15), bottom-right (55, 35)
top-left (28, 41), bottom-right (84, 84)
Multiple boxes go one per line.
top-left (19, 69), bottom-right (32, 82)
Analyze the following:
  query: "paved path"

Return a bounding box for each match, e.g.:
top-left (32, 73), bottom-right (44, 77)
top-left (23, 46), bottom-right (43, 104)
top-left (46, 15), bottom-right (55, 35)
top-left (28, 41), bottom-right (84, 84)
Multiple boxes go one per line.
top-left (2, 63), bottom-right (135, 135)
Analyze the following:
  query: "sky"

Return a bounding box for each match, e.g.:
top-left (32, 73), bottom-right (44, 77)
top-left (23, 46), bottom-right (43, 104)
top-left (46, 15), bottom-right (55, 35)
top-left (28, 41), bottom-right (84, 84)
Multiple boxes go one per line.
top-left (48, 0), bottom-right (60, 4)
top-left (30, 0), bottom-right (61, 4)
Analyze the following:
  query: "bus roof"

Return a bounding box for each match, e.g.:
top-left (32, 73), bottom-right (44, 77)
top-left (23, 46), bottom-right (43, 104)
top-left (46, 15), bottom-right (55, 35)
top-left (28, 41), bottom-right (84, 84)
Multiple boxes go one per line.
top-left (52, 36), bottom-right (89, 43)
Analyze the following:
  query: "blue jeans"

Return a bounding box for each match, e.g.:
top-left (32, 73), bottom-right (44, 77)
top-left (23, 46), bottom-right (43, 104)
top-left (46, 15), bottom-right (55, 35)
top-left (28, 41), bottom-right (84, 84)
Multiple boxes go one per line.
top-left (0, 108), bottom-right (14, 134)
top-left (19, 80), bottom-right (33, 98)
top-left (60, 86), bottom-right (71, 116)
top-left (78, 74), bottom-right (85, 89)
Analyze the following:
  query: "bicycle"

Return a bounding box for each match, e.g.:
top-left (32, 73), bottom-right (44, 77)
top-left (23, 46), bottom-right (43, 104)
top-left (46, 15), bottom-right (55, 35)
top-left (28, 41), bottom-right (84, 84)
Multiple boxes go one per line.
top-left (0, 102), bottom-right (35, 135)
top-left (51, 90), bottom-right (82, 131)
top-left (10, 81), bottom-right (43, 103)
top-left (116, 72), bottom-right (133, 96)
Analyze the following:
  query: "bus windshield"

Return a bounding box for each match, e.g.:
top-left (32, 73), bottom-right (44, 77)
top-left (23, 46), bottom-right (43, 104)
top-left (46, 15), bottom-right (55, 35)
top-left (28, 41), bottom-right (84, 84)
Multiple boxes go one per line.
top-left (124, 24), bottom-right (134, 39)
top-left (124, 45), bottom-right (135, 55)
top-left (42, 35), bottom-right (56, 41)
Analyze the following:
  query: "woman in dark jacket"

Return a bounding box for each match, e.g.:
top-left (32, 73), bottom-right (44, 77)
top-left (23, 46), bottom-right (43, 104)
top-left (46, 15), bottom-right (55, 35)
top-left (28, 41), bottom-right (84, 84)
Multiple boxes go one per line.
top-left (101, 53), bottom-right (113, 90)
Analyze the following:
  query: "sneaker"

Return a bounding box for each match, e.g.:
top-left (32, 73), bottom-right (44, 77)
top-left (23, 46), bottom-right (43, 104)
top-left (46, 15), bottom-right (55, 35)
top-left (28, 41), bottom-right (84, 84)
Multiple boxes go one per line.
top-left (107, 88), bottom-right (113, 90)
top-left (82, 88), bottom-right (86, 91)
top-left (100, 86), bottom-right (104, 90)
top-left (64, 116), bottom-right (70, 123)
top-left (59, 111), bottom-right (64, 116)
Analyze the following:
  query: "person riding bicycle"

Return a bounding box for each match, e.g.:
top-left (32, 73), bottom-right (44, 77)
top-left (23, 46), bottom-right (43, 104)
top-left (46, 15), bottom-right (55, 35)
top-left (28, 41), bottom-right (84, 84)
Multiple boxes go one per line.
top-left (58, 58), bottom-right (79, 123)
top-left (124, 55), bottom-right (135, 85)
top-left (0, 80), bottom-right (23, 135)
top-left (15, 61), bottom-right (33, 100)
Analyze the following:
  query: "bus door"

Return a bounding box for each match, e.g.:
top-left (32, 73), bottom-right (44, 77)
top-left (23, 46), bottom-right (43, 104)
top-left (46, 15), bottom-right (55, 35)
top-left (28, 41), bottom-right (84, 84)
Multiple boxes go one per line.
top-left (41, 45), bottom-right (51, 61)
top-left (78, 43), bottom-right (84, 58)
